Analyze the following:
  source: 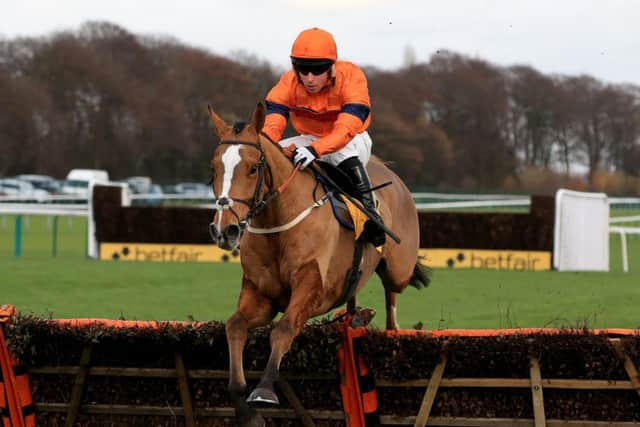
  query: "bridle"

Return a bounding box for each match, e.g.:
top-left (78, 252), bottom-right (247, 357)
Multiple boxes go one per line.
top-left (210, 140), bottom-right (276, 239)
top-left (210, 133), bottom-right (313, 244)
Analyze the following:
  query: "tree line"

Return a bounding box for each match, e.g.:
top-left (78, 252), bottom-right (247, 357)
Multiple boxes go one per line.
top-left (1, 21), bottom-right (639, 194)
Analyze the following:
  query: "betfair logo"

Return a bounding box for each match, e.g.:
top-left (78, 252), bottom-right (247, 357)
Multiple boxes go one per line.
top-left (100, 243), bottom-right (240, 263)
top-left (418, 249), bottom-right (551, 271)
top-left (446, 252), bottom-right (466, 268)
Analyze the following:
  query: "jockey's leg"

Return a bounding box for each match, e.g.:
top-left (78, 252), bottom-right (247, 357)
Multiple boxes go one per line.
top-left (320, 131), bottom-right (385, 246)
top-left (338, 156), bottom-right (386, 246)
top-left (247, 260), bottom-right (323, 404)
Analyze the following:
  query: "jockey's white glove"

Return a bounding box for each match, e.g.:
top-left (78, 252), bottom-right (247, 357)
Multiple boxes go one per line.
top-left (292, 146), bottom-right (318, 170)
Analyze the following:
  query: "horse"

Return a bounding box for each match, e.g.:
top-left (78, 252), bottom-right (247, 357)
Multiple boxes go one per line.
top-left (207, 102), bottom-right (429, 427)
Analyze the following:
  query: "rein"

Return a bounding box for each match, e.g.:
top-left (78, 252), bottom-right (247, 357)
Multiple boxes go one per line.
top-left (213, 140), bottom-right (272, 227)
top-left (214, 139), bottom-right (320, 235)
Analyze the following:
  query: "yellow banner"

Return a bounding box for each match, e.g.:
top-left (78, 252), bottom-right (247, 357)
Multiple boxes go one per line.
top-left (100, 243), bottom-right (240, 263)
top-left (418, 248), bottom-right (551, 271)
top-left (100, 243), bottom-right (550, 270)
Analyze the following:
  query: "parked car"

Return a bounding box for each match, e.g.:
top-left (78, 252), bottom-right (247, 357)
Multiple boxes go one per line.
top-left (0, 178), bottom-right (25, 197)
top-left (161, 184), bottom-right (179, 194)
top-left (16, 174), bottom-right (61, 195)
top-left (144, 184), bottom-right (164, 206)
top-left (125, 176), bottom-right (152, 194)
top-left (173, 182), bottom-right (213, 198)
top-left (61, 169), bottom-right (110, 198)
top-left (0, 178), bottom-right (49, 201)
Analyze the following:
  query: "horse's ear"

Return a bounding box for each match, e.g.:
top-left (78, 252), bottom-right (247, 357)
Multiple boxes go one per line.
top-left (207, 104), bottom-right (231, 137)
top-left (251, 102), bottom-right (266, 133)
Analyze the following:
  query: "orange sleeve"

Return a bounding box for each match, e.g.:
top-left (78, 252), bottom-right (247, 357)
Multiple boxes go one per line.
top-left (262, 113), bottom-right (286, 143)
top-left (341, 65), bottom-right (371, 107)
top-left (264, 71), bottom-right (295, 143)
top-left (310, 65), bottom-right (371, 156)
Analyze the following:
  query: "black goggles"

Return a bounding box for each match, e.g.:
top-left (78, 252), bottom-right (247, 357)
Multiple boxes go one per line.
top-left (294, 63), bottom-right (332, 76)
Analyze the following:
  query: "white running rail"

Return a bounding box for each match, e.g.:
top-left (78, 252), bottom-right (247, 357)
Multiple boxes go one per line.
top-left (0, 203), bottom-right (88, 217)
top-left (609, 213), bottom-right (640, 273)
top-left (415, 198), bottom-right (530, 211)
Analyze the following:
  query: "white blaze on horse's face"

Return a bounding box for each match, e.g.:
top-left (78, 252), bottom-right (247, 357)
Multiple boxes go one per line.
top-left (210, 144), bottom-right (246, 251)
top-left (219, 145), bottom-right (242, 199)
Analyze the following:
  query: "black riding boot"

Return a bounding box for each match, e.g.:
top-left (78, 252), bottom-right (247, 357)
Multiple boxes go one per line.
top-left (338, 157), bottom-right (386, 246)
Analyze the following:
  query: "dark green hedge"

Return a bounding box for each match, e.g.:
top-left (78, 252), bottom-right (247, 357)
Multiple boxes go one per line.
top-left (94, 186), bottom-right (554, 250)
top-left (6, 316), bottom-right (640, 423)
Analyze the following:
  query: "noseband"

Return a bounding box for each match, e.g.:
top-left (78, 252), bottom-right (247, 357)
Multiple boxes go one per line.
top-left (211, 140), bottom-right (276, 233)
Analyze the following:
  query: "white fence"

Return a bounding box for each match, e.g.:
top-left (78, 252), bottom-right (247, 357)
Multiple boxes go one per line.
top-left (0, 203), bottom-right (88, 217)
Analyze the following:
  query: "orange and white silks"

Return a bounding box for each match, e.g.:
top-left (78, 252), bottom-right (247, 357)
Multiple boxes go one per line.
top-left (264, 61), bottom-right (371, 156)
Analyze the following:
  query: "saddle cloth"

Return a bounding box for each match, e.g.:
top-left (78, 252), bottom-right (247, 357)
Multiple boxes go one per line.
top-left (330, 194), bottom-right (383, 252)
top-left (315, 161), bottom-right (383, 250)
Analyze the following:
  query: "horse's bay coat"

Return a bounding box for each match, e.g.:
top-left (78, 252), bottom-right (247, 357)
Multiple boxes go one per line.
top-left (208, 103), bottom-right (428, 427)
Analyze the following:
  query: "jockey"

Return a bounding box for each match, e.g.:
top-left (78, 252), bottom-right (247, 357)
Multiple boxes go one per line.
top-left (263, 27), bottom-right (386, 246)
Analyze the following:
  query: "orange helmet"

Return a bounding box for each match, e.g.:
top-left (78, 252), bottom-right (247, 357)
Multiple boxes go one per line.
top-left (290, 27), bottom-right (337, 66)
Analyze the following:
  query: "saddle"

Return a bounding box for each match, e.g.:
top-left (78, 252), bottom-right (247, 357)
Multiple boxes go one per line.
top-left (314, 161), bottom-right (378, 236)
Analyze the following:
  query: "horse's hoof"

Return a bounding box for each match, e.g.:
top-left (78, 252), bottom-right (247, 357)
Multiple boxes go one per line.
top-left (236, 405), bottom-right (265, 427)
top-left (351, 307), bottom-right (376, 327)
top-left (238, 413), bottom-right (265, 427)
top-left (247, 387), bottom-right (280, 404)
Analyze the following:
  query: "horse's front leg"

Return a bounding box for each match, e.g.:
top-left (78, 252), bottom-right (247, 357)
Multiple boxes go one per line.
top-left (248, 261), bottom-right (322, 404)
top-left (227, 278), bottom-right (276, 427)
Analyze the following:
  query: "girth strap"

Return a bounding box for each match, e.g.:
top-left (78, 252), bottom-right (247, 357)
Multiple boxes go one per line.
top-left (330, 236), bottom-right (366, 311)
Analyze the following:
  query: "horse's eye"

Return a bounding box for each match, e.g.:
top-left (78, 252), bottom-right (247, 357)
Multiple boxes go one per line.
top-left (249, 164), bottom-right (259, 175)
top-left (208, 170), bottom-right (216, 185)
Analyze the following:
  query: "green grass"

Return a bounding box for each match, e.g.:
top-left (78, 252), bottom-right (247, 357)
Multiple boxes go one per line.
top-left (0, 215), bottom-right (87, 258)
top-left (3, 258), bottom-right (239, 321)
top-left (2, 214), bottom-right (640, 329)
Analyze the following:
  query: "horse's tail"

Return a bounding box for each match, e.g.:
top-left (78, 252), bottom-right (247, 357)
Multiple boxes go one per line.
top-left (409, 262), bottom-right (431, 289)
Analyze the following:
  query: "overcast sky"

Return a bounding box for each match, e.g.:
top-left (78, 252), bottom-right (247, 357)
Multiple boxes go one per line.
top-left (2, 0), bottom-right (639, 86)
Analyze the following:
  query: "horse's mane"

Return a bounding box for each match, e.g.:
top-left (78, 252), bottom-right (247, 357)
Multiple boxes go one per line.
top-left (258, 131), bottom-right (289, 160)
top-left (232, 122), bottom-right (247, 134)
top-left (228, 121), bottom-right (285, 156)
top-left (258, 131), bottom-right (278, 148)
top-left (370, 154), bottom-right (394, 168)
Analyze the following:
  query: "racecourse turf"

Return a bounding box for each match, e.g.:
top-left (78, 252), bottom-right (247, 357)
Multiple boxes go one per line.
top-left (1, 214), bottom-right (639, 329)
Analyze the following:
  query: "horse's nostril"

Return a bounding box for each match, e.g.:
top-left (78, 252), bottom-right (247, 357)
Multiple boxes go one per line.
top-left (224, 224), bottom-right (241, 241)
top-left (208, 223), bottom-right (219, 243)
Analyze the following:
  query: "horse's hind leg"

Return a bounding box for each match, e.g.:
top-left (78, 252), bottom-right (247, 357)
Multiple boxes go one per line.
top-left (384, 289), bottom-right (400, 330)
top-left (376, 257), bottom-right (414, 330)
top-left (227, 279), bottom-right (277, 427)
top-left (248, 261), bottom-right (322, 404)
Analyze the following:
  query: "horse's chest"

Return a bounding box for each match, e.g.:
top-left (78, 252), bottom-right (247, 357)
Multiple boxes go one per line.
top-left (243, 262), bottom-right (282, 291)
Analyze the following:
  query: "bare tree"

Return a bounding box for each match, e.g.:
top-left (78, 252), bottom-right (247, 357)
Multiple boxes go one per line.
top-left (2, 20), bottom-right (639, 192)
top-left (505, 66), bottom-right (557, 169)
top-left (427, 51), bottom-right (514, 189)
